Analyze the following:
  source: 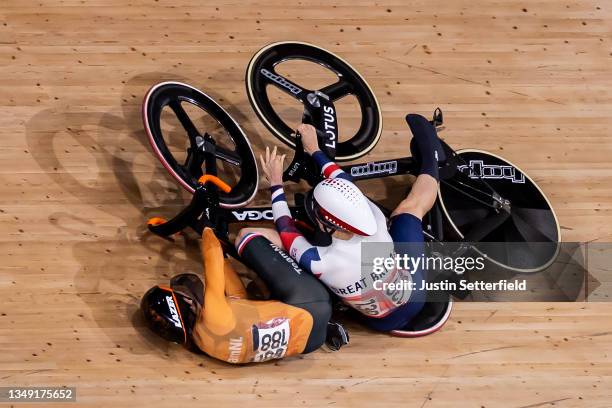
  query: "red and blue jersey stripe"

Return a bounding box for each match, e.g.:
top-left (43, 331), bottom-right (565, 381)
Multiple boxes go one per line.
top-left (269, 151), bottom-right (350, 278)
top-left (313, 151), bottom-right (352, 181)
top-left (236, 232), bottom-right (261, 255)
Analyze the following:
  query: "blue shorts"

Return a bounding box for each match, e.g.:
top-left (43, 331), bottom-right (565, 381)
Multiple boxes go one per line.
top-left (360, 213), bottom-right (427, 332)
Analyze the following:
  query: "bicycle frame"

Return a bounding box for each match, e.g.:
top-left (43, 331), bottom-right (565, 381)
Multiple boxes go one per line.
top-left (148, 150), bottom-right (443, 245)
top-left (147, 97), bottom-right (510, 259)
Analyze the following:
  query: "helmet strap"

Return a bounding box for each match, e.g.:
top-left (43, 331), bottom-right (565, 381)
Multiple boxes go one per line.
top-left (310, 221), bottom-right (333, 246)
top-left (322, 224), bottom-right (335, 236)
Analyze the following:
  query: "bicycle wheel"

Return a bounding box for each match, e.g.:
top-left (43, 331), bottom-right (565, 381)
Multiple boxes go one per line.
top-left (142, 81), bottom-right (258, 208)
top-left (246, 41), bottom-right (382, 161)
top-left (438, 149), bottom-right (560, 272)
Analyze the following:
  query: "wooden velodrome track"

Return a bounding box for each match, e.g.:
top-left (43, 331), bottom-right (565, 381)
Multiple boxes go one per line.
top-left (1, 1), bottom-right (611, 407)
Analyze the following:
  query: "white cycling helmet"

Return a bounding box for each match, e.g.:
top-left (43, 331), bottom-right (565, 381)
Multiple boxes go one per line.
top-left (305, 178), bottom-right (377, 236)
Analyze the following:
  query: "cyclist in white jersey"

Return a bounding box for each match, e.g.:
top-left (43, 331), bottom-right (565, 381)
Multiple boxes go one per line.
top-left (236, 115), bottom-right (448, 333)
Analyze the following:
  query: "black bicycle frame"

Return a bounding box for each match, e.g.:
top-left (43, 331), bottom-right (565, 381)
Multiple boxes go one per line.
top-left (148, 94), bottom-right (507, 253)
top-left (227, 156), bottom-right (417, 222)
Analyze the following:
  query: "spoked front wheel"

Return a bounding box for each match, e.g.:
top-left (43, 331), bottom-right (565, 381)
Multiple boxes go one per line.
top-left (438, 149), bottom-right (560, 273)
top-left (246, 41), bottom-right (382, 161)
top-left (142, 81), bottom-right (258, 208)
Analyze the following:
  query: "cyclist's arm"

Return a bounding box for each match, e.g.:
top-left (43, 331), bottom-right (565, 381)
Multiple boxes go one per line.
top-left (270, 184), bottom-right (322, 275)
top-left (223, 261), bottom-right (247, 299)
top-left (311, 150), bottom-right (352, 181)
top-left (200, 228), bottom-right (236, 333)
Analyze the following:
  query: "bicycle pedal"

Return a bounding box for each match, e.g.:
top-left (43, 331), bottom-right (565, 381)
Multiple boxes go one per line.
top-left (432, 107), bottom-right (444, 122)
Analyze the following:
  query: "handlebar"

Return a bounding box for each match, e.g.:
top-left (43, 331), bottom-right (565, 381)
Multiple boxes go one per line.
top-left (282, 92), bottom-right (340, 187)
top-left (282, 133), bottom-right (322, 187)
top-left (146, 174), bottom-right (231, 239)
top-left (198, 175), bottom-right (232, 193)
top-left (147, 217), bottom-right (168, 227)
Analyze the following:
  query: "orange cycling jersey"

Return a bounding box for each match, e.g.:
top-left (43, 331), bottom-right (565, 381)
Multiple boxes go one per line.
top-left (192, 229), bottom-right (314, 363)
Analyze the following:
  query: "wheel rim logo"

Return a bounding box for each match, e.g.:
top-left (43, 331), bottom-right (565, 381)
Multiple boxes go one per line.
top-left (458, 160), bottom-right (525, 183)
top-left (260, 69), bottom-right (302, 95)
top-left (350, 161), bottom-right (398, 177)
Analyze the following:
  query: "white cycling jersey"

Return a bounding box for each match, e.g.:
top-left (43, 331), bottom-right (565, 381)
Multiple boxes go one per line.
top-left (270, 152), bottom-right (413, 318)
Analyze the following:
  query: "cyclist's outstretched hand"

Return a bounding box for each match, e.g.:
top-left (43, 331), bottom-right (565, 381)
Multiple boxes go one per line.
top-left (297, 124), bottom-right (320, 155)
top-left (260, 146), bottom-right (286, 186)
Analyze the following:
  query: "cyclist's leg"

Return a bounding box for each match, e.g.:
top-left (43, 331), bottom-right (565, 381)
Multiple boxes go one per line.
top-left (391, 174), bottom-right (437, 220)
top-left (379, 175), bottom-right (436, 331)
top-left (393, 112), bottom-right (443, 219)
top-left (235, 227), bottom-right (282, 248)
top-left (365, 210), bottom-right (427, 333)
top-left (236, 233), bottom-right (331, 353)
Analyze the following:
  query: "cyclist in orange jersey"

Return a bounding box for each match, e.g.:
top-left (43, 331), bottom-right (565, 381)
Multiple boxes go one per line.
top-left (142, 228), bottom-right (343, 364)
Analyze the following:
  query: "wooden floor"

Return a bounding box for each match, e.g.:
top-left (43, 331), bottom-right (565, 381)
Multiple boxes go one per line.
top-left (2, 1), bottom-right (612, 407)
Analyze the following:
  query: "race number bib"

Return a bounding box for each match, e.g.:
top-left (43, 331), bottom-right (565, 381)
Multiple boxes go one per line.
top-left (349, 268), bottom-right (412, 317)
top-left (252, 318), bottom-right (290, 362)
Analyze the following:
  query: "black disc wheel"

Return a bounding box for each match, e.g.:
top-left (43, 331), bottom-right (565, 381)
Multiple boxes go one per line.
top-left (246, 41), bottom-right (382, 161)
top-left (142, 81), bottom-right (258, 208)
top-left (438, 150), bottom-right (561, 272)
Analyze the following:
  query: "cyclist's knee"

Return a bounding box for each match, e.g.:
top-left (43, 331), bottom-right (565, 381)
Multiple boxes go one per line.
top-left (235, 227), bottom-right (264, 247)
top-left (235, 227), bottom-right (281, 249)
top-left (287, 275), bottom-right (331, 306)
top-left (391, 198), bottom-right (426, 220)
top-left (235, 227), bottom-right (250, 247)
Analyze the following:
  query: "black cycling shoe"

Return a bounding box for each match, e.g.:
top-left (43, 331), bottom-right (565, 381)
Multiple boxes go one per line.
top-left (406, 113), bottom-right (447, 180)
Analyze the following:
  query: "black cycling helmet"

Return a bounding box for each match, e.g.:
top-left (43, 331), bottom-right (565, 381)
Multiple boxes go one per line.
top-left (141, 273), bottom-right (203, 345)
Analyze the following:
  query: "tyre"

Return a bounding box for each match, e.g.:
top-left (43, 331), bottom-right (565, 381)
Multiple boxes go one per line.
top-left (142, 81), bottom-right (258, 208)
top-left (246, 41), bottom-right (382, 161)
